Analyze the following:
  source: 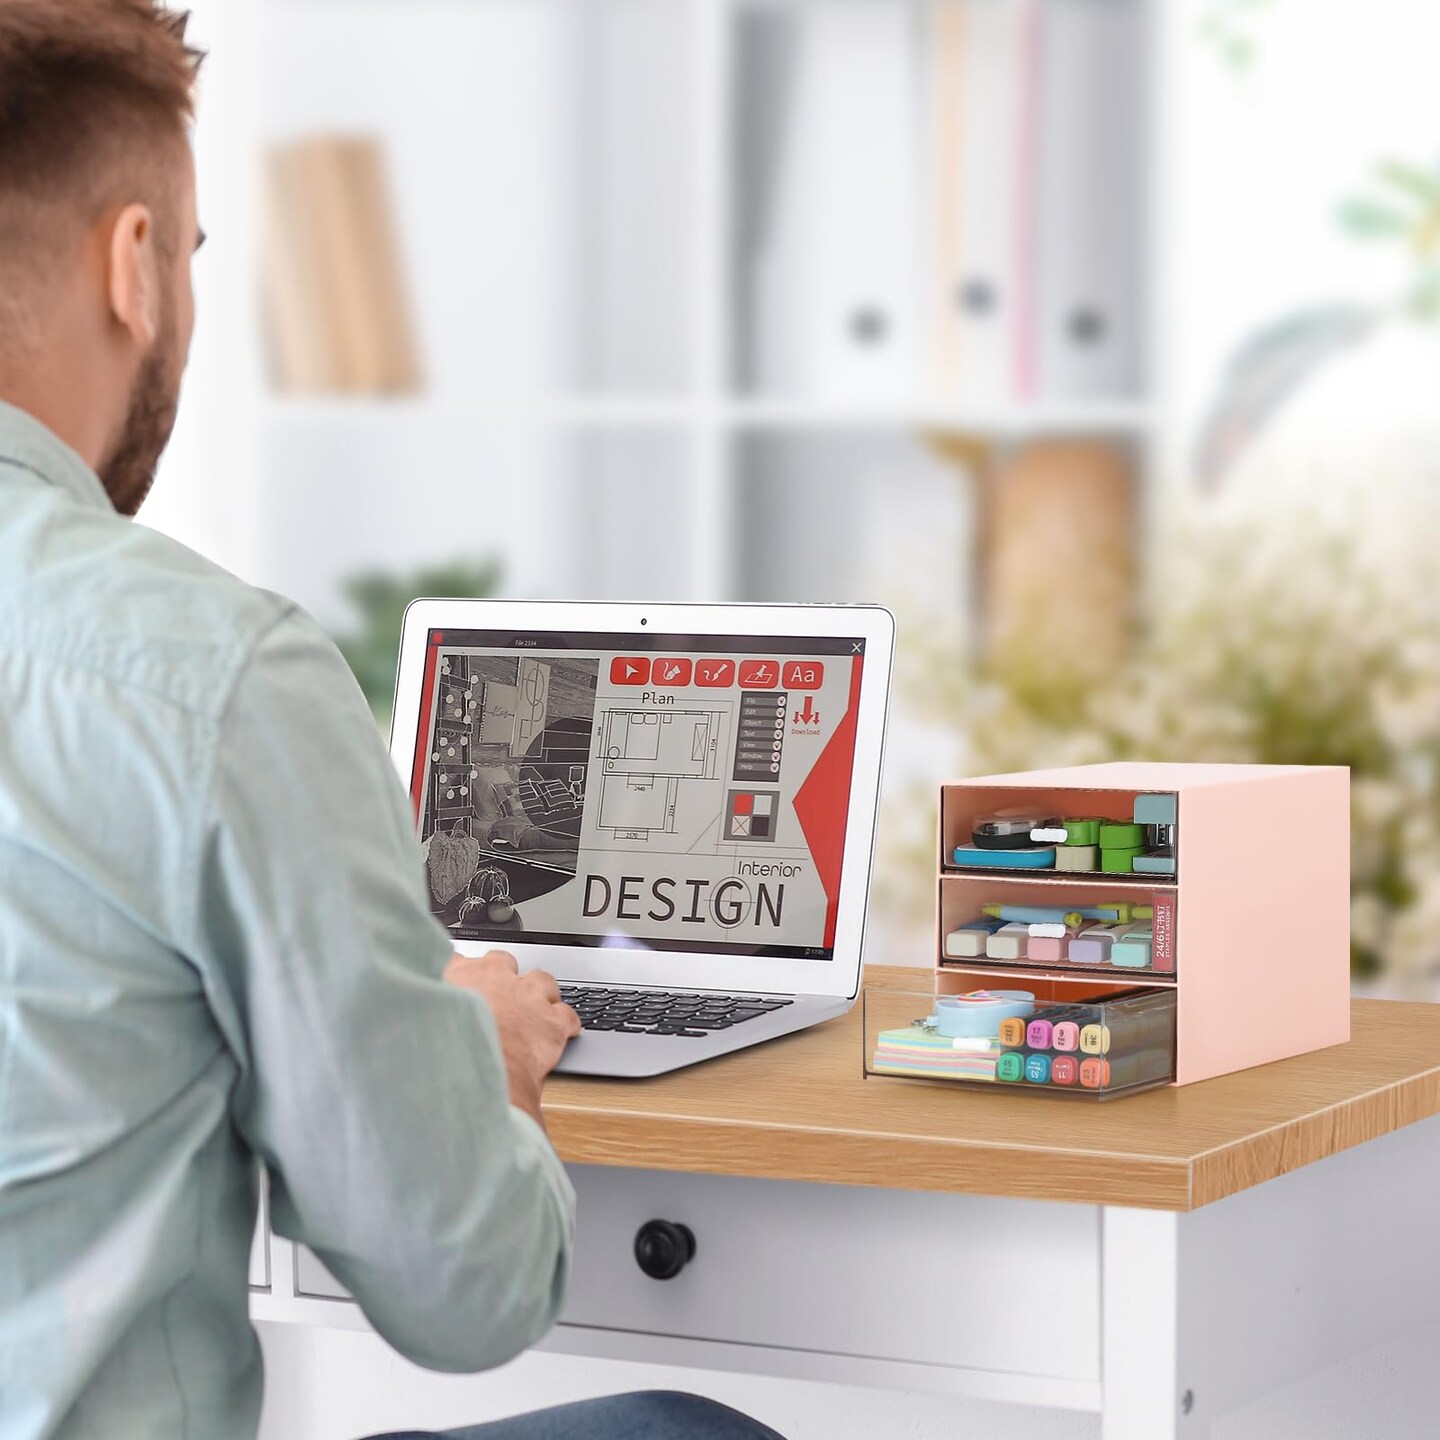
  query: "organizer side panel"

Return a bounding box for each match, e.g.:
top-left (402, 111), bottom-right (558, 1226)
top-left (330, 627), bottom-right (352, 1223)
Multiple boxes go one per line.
top-left (1174, 768), bottom-right (1351, 1084)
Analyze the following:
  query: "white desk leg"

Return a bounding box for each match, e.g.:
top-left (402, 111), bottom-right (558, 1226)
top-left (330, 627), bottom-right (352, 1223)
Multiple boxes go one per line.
top-left (1101, 1208), bottom-right (1213, 1440)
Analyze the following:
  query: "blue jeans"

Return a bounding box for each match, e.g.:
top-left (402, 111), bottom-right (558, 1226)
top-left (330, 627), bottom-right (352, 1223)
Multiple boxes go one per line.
top-left (363, 1390), bottom-right (787, 1440)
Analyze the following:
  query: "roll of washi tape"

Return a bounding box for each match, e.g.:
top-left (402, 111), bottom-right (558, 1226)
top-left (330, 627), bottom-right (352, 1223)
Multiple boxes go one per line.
top-left (930, 989), bottom-right (1036, 1038)
top-left (1055, 844), bottom-right (1099, 871)
top-left (1099, 822), bottom-right (1145, 849)
top-left (1062, 818), bottom-right (1103, 846)
top-left (1101, 846), bottom-right (1145, 873)
top-left (952, 844), bottom-right (1056, 869)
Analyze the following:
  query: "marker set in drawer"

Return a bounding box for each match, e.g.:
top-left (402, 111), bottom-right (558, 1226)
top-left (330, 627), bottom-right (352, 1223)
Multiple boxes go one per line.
top-left (863, 986), bottom-right (1177, 1099)
top-left (992, 995), bottom-right (1175, 1092)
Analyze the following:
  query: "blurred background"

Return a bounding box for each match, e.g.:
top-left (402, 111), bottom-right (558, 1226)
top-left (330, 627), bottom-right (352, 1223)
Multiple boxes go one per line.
top-left (154, 0), bottom-right (1440, 996)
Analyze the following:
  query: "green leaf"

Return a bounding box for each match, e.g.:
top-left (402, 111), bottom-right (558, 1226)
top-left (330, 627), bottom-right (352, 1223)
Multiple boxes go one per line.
top-left (1376, 159), bottom-right (1440, 209)
top-left (1336, 198), bottom-right (1412, 238)
top-left (331, 556), bottom-right (505, 723)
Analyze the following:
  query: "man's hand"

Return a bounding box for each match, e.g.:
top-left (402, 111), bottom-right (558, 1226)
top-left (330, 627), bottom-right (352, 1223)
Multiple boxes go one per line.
top-left (444, 951), bottom-right (580, 1128)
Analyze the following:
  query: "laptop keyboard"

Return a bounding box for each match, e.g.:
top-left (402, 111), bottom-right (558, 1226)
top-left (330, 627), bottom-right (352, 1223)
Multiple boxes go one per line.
top-left (559, 985), bottom-right (795, 1038)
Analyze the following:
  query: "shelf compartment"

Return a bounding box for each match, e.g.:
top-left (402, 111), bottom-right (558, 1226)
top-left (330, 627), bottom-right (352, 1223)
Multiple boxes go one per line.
top-left (939, 874), bottom-right (1175, 977)
top-left (863, 984), bottom-right (1176, 1100)
top-left (941, 783), bottom-right (1178, 882)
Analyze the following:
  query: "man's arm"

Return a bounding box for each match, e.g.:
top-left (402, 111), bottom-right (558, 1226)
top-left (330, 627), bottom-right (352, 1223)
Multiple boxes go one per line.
top-left (187, 606), bottom-right (575, 1372)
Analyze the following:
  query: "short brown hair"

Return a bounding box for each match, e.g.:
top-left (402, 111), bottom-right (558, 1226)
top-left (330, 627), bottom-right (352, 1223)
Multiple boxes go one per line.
top-left (0, 1), bottom-right (203, 264)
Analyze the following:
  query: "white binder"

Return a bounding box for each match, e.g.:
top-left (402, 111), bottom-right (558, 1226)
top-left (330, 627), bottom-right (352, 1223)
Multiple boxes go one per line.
top-left (1032, 0), bottom-right (1147, 400)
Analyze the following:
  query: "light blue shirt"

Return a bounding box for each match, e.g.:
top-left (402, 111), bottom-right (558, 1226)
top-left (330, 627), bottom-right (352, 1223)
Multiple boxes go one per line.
top-left (0, 402), bottom-right (575, 1440)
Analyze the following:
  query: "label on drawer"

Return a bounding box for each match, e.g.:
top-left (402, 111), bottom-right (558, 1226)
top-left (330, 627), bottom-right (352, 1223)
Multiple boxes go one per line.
top-left (1153, 893), bottom-right (1176, 972)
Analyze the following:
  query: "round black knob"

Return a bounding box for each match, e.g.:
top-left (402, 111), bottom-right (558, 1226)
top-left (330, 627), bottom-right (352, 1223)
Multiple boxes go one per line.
top-left (633, 1220), bottom-right (696, 1281)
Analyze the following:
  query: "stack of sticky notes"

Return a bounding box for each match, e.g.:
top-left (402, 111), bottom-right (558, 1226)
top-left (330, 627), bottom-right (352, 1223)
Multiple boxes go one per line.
top-left (871, 1026), bottom-right (1001, 1081)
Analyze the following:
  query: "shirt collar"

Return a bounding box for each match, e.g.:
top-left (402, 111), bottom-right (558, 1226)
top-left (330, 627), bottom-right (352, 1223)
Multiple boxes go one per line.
top-left (0, 398), bottom-right (116, 515)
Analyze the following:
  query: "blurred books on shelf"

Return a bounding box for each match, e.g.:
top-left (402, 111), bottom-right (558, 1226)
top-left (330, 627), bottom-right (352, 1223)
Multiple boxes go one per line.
top-left (739, 0), bottom-right (920, 399)
top-left (739, 0), bottom-right (1147, 410)
top-left (932, 0), bottom-right (1029, 405)
top-left (1031, 0), bottom-right (1147, 401)
top-left (979, 438), bottom-right (1135, 673)
top-left (261, 135), bottom-right (423, 396)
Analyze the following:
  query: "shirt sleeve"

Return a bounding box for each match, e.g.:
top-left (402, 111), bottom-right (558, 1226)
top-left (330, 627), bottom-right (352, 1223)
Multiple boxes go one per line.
top-left (187, 605), bottom-right (575, 1372)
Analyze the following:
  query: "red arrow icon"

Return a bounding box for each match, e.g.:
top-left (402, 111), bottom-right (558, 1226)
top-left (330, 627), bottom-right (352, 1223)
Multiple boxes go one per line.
top-left (793, 696), bottom-right (820, 727)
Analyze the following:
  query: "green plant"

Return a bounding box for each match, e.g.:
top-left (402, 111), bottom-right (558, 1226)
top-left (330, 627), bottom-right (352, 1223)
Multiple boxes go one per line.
top-left (332, 556), bottom-right (503, 727)
top-left (887, 490), bottom-right (1440, 985)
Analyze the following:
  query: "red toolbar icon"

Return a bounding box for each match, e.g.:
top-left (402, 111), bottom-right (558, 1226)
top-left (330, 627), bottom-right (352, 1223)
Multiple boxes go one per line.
top-left (652, 657), bottom-right (693, 687)
top-left (782, 661), bottom-right (825, 690)
top-left (610, 657), bottom-right (650, 686)
top-left (695, 659), bottom-right (737, 688)
top-left (739, 659), bottom-right (780, 689)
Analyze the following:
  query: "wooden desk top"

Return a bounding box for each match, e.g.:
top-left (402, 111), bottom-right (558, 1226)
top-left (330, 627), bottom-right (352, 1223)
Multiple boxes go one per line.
top-left (543, 966), bottom-right (1440, 1211)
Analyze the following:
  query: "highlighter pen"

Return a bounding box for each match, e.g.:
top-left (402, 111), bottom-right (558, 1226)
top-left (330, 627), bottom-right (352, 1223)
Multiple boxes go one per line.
top-left (944, 916), bottom-right (1006, 958)
top-left (1067, 923), bottom-right (1123, 966)
top-left (1110, 925), bottom-right (1155, 969)
top-left (983, 902), bottom-right (1154, 927)
top-left (985, 922), bottom-right (1030, 961)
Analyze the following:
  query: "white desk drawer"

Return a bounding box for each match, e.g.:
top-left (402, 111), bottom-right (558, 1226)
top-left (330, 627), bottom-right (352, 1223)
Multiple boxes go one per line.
top-left (559, 1165), bottom-right (1101, 1382)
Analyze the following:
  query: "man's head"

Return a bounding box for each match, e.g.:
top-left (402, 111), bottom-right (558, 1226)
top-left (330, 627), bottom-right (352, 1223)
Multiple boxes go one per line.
top-left (0, 1), bottom-right (204, 516)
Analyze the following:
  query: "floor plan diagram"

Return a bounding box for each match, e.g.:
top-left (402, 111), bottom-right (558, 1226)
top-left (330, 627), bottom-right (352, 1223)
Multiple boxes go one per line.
top-left (596, 707), bottom-right (724, 841)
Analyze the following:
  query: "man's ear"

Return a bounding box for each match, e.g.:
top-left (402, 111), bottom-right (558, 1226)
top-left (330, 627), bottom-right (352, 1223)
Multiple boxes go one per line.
top-left (106, 203), bottom-right (161, 349)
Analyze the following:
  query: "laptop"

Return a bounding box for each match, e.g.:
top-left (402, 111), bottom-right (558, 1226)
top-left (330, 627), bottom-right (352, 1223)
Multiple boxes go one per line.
top-left (389, 601), bottom-right (894, 1077)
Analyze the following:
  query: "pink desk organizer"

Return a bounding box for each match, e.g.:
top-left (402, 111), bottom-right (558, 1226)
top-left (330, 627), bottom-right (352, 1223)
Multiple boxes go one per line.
top-left (938, 762), bottom-right (1351, 1086)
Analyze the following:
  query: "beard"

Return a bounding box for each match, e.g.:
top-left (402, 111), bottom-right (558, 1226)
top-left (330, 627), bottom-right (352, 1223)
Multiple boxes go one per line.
top-left (98, 323), bottom-right (182, 519)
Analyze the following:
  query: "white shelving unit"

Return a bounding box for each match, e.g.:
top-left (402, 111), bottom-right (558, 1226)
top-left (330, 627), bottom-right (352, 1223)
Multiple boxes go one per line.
top-left (170, 0), bottom-right (1170, 624)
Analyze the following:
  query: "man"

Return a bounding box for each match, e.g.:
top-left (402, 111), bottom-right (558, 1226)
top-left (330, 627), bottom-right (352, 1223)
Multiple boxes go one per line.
top-left (0, 6), bottom-right (784, 1439)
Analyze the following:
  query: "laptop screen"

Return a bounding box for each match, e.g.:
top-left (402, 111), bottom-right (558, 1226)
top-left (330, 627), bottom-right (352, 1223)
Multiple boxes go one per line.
top-left (408, 628), bottom-right (867, 961)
